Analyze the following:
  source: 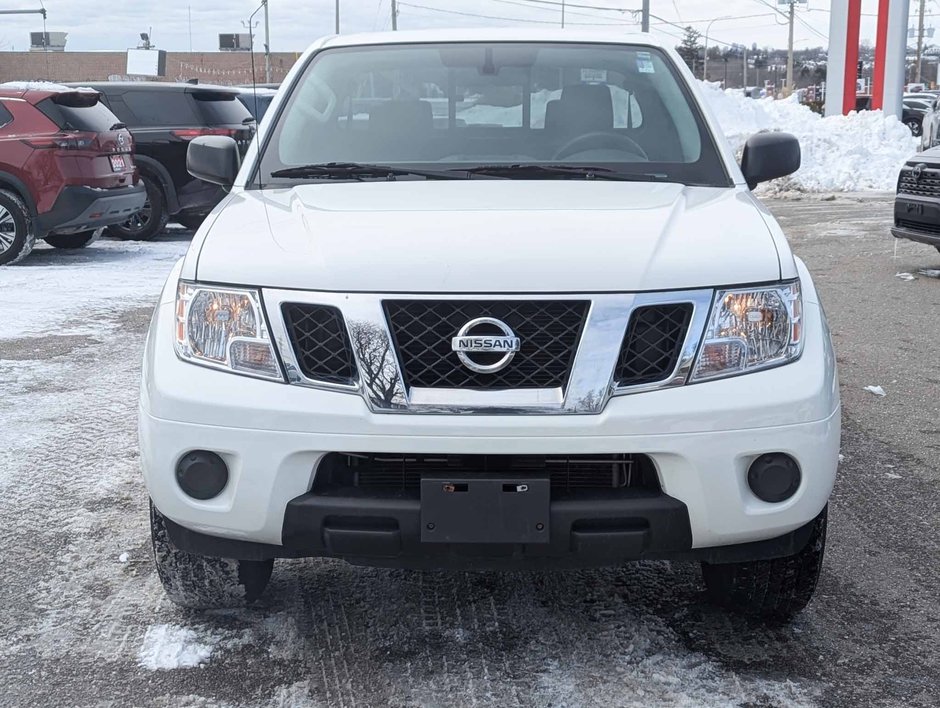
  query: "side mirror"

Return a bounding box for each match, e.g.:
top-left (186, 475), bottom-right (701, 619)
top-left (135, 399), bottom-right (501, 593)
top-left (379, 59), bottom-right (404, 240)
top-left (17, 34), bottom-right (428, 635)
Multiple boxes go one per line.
top-left (741, 132), bottom-right (801, 190)
top-left (187, 136), bottom-right (240, 187)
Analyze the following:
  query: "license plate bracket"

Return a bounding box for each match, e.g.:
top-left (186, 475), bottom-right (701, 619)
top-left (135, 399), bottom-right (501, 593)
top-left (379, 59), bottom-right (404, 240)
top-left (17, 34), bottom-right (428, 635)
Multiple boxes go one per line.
top-left (420, 475), bottom-right (550, 544)
top-left (109, 154), bottom-right (126, 172)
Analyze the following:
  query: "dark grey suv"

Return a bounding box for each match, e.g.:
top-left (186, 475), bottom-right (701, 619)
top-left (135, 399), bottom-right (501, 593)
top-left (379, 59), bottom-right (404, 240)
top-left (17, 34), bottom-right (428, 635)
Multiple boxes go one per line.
top-left (69, 82), bottom-right (254, 239)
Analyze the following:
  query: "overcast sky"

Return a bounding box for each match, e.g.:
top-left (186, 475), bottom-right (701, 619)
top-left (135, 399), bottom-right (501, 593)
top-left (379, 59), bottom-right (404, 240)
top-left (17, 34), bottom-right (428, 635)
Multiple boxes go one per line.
top-left (0, 1), bottom-right (926, 54)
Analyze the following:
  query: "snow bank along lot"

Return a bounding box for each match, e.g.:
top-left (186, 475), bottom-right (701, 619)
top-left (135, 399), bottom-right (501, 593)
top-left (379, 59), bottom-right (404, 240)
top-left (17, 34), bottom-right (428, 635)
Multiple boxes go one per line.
top-left (699, 82), bottom-right (918, 193)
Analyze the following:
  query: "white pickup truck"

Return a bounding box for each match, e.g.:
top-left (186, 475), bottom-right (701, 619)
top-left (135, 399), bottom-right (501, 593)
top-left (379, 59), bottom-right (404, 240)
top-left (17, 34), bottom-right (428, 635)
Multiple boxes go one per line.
top-left (140, 29), bottom-right (840, 621)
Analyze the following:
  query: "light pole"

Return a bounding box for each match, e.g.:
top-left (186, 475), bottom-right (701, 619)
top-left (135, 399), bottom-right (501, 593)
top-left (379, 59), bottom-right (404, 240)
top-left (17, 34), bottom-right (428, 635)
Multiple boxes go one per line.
top-left (263, 0), bottom-right (271, 83)
top-left (336, 0), bottom-right (340, 34)
top-left (703, 17), bottom-right (731, 83)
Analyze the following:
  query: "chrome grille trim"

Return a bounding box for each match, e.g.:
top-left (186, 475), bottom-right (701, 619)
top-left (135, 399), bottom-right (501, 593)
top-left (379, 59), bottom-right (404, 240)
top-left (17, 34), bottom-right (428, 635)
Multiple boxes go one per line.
top-left (263, 289), bottom-right (713, 415)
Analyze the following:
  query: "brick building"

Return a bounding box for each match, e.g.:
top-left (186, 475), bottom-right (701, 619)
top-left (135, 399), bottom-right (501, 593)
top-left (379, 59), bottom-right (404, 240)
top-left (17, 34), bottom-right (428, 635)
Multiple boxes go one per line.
top-left (0, 50), bottom-right (302, 85)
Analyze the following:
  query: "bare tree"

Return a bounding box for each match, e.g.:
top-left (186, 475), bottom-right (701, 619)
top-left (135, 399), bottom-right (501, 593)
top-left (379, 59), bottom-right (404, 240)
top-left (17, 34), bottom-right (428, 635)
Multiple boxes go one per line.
top-left (348, 320), bottom-right (403, 407)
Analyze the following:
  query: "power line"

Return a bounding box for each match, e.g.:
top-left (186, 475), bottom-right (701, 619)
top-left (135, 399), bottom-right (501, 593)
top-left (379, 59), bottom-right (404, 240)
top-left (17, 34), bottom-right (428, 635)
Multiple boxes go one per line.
top-left (488, 0), bottom-right (637, 24)
top-left (398, 1), bottom-right (636, 25)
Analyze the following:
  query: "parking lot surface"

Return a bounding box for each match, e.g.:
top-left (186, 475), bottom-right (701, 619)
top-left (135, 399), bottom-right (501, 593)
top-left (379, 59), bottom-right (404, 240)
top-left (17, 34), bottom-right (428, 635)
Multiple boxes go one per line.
top-left (1, 197), bottom-right (938, 707)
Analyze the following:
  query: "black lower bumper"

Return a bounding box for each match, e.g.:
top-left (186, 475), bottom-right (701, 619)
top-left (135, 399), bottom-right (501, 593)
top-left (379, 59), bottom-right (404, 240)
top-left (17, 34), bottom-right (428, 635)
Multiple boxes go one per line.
top-left (163, 491), bottom-right (819, 570)
top-left (893, 195), bottom-right (940, 247)
top-left (892, 224), bottom-right (940, 248)
top-left (35, 183), bottom-right (146, 235)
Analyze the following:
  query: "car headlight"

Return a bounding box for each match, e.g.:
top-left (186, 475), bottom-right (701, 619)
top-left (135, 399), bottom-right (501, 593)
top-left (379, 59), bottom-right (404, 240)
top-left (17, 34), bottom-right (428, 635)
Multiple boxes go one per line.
top-left (174, 281), bottom-right (282, 381)
top-left (691, 280), bottom-right (803, 382)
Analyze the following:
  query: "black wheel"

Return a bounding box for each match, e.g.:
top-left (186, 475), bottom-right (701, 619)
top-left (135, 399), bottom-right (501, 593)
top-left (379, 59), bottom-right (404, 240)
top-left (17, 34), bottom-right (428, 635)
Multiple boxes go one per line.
top-left (150, 501), bottom-right (274, 609)
top-left (106, 174), bottom-right (169, 241)
top-left (175, 213), bottom-right (205, 231)
top-left (44, 229), bottom-right (100, 249)
top-left (906, 119), bottom-right (923, 137)
top-left (0, 188), bottom-right (35, 266)
top-left (701, 505), bottom-right (827, 622)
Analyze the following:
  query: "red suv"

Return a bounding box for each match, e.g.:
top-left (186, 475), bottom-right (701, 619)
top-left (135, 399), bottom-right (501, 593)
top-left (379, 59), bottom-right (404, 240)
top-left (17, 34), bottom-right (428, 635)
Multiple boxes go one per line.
top-left (0, 82), bottom-right (145, 265)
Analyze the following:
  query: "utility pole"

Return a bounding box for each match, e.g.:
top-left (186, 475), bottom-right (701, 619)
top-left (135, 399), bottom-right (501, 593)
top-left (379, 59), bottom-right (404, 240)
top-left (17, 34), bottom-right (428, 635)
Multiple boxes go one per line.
top-left (264, 0), bottom-right (271, 83)
top-left (561, 0), bottom-right (565, 28)
top-left (916, 0), bottom-right (926, 82)
top-left (335, 0), bottom-right (340, 34)
top-left (391, 0), bottom-right (398, 30)
top-left (786, 0), bottom-right (796, 94)
top-left (743, 46), bottom-right (748, 89)
top-left (641, 0), bottom-right (649, 32)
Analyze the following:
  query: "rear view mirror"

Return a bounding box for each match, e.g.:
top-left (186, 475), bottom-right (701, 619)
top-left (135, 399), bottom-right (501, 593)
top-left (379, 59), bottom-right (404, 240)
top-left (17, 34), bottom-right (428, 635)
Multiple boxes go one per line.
top-left (741, 132), bottom-right (801, 190)
top-left (187, 136), bottom-right (240, 188)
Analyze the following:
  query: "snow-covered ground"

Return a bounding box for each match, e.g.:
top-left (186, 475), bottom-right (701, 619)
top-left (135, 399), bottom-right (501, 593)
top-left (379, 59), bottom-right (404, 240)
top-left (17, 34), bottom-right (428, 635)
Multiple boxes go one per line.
top-left (698, 82), bottom-right (918, 193)
top-left (0, 235), bottom-right (189, 341)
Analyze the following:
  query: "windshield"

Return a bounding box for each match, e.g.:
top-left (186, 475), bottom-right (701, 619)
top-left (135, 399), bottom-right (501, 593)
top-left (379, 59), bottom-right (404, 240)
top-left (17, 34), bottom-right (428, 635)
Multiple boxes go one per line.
top-left (255, 42), bottom-right (730, 186)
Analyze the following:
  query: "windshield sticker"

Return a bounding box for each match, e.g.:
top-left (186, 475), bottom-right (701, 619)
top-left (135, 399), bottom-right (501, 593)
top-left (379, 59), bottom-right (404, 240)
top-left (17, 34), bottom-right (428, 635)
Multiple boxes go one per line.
top-left (636, 52), bottom-right (655, 74)
top-left (580, 68), bottom-right (608, 83)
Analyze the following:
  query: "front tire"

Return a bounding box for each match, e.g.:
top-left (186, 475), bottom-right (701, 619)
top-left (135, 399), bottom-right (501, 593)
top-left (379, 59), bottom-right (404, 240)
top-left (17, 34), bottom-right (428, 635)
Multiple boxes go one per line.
top-left (107, 175), bottom-right (168, 241)
top-left (0, 189), bottom-right (35, 266)
top-left (150, 501), bottom-right (274, 609)
top-left (44, 229), bottom-right (100, 249)
top-left (701, 506), bottom-right (827, 622)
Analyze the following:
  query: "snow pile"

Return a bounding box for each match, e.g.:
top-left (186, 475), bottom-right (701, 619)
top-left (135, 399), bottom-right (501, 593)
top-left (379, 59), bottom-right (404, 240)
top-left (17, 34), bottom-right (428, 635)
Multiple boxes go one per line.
top-left (138, 624), bottom-right (218, 670)
top-left (700, 81), bottom-right (917, 192)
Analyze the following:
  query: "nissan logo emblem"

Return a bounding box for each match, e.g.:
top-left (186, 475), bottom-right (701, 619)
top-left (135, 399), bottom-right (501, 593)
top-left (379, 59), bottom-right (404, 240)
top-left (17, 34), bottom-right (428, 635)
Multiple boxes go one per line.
top-left (451, 317), bottom-right (521, 374)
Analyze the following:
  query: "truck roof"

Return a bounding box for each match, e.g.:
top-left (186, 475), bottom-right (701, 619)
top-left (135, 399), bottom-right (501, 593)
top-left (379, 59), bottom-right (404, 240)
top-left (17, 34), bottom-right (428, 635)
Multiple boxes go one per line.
top-left (317, 27), bottom-right (666, 50)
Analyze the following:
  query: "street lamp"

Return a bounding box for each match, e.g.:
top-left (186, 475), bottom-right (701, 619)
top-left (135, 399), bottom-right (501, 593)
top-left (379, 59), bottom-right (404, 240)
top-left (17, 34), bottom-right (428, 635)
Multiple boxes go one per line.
top-left (703, 16), bottom-right (731, 82)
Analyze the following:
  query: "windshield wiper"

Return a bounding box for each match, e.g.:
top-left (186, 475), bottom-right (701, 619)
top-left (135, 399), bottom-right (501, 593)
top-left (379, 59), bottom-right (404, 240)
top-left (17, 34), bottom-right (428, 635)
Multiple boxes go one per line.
top-left (462, 164), bottom-right (669, 182)
top-left (269, 162), bottom-right (466, 181)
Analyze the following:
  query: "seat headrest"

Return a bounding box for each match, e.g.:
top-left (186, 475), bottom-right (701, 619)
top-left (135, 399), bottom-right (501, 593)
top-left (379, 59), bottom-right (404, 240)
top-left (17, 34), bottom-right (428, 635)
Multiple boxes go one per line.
top-left (368, 99), bottom-right (433, 132)
top-left (545, 84), bottom-right (614, 133)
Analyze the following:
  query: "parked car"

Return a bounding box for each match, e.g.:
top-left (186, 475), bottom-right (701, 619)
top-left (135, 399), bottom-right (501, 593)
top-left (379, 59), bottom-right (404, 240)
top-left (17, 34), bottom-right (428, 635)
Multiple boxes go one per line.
top-left (892, 148), bottom-right (940, 254)
top-left (905, 92), bottom-right (940, 148)
top-left (69, 82), bottom-right (254, 238)
top-left (0, 82), bottom-right (144, 265)
top-left (141, 30), bottom-right (839, 621)
top-left (234, 86), bottom-right (278, 122)
top-left (901, 96), bottom-right (933, 138)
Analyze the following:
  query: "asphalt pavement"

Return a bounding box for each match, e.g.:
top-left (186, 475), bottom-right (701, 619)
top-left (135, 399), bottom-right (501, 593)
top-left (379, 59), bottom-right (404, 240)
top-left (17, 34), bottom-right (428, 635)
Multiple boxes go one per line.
top-left (0, 195), bottom-right (937, 707)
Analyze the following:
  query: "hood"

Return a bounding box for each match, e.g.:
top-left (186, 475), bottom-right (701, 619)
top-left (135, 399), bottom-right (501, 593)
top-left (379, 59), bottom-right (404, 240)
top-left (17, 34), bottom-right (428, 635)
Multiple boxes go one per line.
top-left (908, 146), bottom-right (940, 166)
top-left (196, 181), bottom-right (782, 292)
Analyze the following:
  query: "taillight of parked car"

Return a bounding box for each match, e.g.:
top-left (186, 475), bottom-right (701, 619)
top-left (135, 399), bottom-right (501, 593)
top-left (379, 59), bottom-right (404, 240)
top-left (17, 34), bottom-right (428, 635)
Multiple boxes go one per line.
top-left (170, 128), bottom-right (240, 141)
top-left (21, 132), bottom-right (98, 150)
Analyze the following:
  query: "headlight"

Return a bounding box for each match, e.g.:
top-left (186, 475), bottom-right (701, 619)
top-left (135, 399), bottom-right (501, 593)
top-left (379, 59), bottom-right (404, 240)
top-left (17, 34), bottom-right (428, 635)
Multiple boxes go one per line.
top-left (174, 281), bottom-right (282, 381)
top-left (691, 280), bottom-right (803, 382)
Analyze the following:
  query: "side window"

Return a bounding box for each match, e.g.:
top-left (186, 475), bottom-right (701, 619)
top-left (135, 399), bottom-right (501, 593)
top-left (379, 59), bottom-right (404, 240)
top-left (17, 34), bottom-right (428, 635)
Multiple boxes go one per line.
top-left (103, 95), bottom-right (135, 125)
top-left (123, 91), bottom-right (199, 126)
top-left (0, 102), bottom-right (13, 129)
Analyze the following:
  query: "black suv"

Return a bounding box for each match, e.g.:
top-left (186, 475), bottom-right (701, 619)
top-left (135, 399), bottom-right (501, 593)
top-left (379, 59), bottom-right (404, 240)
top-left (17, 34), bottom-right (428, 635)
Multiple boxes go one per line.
top-left (70, 82), bottom-right (254, 239)
top-left (893, 149), bottom-right (940, 254)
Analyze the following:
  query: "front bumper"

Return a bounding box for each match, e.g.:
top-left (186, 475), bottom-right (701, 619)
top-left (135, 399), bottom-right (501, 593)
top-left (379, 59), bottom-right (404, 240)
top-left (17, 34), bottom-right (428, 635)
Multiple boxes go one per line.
top-left (140, 265), bottom-right (841, 565)
top-left (35, 183), bottom-right (146, 235)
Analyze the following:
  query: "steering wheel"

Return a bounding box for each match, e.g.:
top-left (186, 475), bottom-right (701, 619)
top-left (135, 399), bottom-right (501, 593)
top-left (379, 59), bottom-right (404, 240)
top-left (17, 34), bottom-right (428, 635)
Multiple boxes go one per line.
top-left (553, 131), bottom-right (649, 161)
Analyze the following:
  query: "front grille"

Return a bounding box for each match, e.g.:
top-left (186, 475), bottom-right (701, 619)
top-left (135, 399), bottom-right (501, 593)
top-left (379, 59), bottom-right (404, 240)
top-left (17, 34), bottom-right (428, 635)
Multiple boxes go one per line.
top-left (314, 453), bottom-right (660, 495)
top-left (384, 300), bottom-right (588, 390)
top-left (898, 168), bottom-right (940, 197)
top-left (896, 218), bottom-right (940, 234)
top-left (615, 304), bottom-right (693, 387)
top-left (282, 303), bottom-right (358, 385)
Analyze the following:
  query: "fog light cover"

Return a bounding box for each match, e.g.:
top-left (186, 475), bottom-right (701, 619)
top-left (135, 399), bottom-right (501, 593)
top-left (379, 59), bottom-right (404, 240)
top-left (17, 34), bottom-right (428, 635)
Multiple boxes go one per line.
top-left (691, 281), bottom-right (803, 382)
top-left (747, 453), bottom-right (801, 503)
top-left (175, 281), bottom-right (282, 380)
